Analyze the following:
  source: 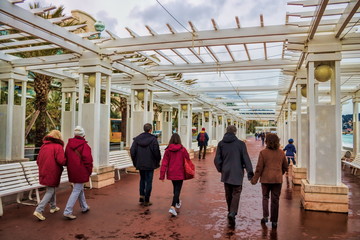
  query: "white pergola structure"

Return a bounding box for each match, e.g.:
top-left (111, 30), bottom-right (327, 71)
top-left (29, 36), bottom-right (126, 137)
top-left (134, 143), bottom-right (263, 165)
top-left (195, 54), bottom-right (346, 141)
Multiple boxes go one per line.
top-left (0, 0), bottom-right (359, 212)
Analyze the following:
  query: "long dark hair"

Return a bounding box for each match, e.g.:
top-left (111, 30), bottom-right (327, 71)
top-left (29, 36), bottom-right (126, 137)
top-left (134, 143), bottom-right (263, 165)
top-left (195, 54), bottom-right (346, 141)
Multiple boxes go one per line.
top-left (265, 133), bottom-right (280, 150)
top-left (169, 133), bottom-right (182, 145)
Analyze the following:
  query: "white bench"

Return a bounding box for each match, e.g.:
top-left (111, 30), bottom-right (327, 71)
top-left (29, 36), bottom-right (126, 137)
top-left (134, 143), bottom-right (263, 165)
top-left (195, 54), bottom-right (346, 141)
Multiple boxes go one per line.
top-left (0, 163), bottom-right (41, 216)
top-left (109, 150), bottom-right (134, 180)
top-left (348, 154), bottom-right (360, 175)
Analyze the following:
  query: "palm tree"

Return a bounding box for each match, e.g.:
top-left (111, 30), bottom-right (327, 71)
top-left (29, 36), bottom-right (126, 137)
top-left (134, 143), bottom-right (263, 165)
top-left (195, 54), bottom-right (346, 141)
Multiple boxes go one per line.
top-left (10, 2), bottom-right (86, 152)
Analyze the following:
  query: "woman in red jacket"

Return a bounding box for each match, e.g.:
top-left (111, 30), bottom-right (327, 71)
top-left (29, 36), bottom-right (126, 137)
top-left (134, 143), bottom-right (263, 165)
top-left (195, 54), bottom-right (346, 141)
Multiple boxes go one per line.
top-left (63, 126), bottom-right (93, 220)
top-left (160, 133), bottom-right (190, 216)
top-left (33, 130), bottom-right (66, 221)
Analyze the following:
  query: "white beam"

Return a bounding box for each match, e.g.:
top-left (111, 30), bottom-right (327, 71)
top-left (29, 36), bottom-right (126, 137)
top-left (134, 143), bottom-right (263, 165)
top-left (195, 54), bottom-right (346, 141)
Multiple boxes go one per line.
top-left (0, 1), bottom-right (99, 53)
top-left (197, 86), bottom-right (280, 92)
top-left (335, 0), bottom-right (360, 38)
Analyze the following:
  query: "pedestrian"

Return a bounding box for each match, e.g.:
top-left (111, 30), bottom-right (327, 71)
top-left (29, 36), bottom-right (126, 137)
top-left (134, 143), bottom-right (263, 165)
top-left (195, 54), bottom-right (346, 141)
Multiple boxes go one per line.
top-left (63, 126), bottom-right (93, 220)
top-left (130, 123), bottom-right (161, 206)
top-left (260, 132), bottom-right (265, 146)
top-left (255, 132), bottom-right (258, 141)
top-left (283, 138), bottom-right (297, 166)
top-left (159, 133), bottom-right (190, 216)
top-left (196, 127), bottom-right (209, 159)
top-left (214, 125), bottom-right (254, 227)
top-left (250, 133), bottom-right (288, 228)
top-left (33, 130), bottom-right (66, 221)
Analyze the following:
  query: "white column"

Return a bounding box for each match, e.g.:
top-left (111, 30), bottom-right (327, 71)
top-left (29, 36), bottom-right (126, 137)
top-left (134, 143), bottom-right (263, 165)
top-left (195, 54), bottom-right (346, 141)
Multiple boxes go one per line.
top-left (353, 98), bottom-right (360, 156)
top-left (162, 106), bottom-right (173, 144)
top-left (5, 78), bottom-right (14, 160)
top-left (178, 103), bottom-right (192, 149)
top-left (307, 61), bottom-right (316, 185)
top-left (92, 72), bottom-right (102, 168)
top-left (296, 84), bottom-right (303, 167)
top-left (78, 74), bottom-right (84, 126)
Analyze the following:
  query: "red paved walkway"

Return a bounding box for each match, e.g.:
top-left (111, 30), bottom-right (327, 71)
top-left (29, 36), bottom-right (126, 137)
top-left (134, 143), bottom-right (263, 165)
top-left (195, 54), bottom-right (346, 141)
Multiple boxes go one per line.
top-left (1, 137), bottom-right (360, 240)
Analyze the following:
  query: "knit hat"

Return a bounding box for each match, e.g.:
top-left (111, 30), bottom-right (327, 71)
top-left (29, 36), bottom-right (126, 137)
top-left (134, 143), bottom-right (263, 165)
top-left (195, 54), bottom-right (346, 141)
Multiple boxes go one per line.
top-left (74, 126), bottom-right (85, 137)
top-left (202, 127), bottom-right (205, 131)
top-left (288, 138), bottom-right (294, 143)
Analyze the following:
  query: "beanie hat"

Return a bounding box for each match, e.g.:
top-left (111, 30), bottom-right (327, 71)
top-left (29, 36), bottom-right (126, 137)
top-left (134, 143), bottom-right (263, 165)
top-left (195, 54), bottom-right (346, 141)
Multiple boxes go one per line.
top-left (288, 138), bottom-right (294, 143)
top-left (202, 127), bottom-right (205, 131)
top-left (74, 126), bottom-right (85, 137)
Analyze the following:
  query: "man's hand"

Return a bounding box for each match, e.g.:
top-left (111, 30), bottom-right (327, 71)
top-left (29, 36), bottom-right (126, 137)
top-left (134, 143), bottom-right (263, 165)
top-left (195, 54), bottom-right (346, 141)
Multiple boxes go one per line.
top-left (250, 178), bottom-right (257, 185)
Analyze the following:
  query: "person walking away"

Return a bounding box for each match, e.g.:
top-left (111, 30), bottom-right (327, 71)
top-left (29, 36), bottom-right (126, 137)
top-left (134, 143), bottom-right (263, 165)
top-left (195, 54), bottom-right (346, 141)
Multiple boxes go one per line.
top-left (214, 125), bottom-right (254, 227)
top-left (130, 123), bottom-right (161, 206)
top-left (33, 130), bottom-right (67, 221)
top-left (255, 132), bottom-right (258, 141)
top-left (283, 138), bottom-right (296, 166)
top-left (196, 127), bottom-right (209, 159)
top-left (260, 132), bottom-right (266, 146)
top-left (251, 133), bottom-right (288, 228)
top-left (159, 133), bottom-right (190, 216)
top-left (63, 126), bottom-right (93, 220)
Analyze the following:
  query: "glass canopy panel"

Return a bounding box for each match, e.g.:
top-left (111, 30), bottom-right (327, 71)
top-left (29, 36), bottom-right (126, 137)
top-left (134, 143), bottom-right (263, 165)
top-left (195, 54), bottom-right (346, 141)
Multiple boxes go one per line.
top-left (267, 42), bottom-right (283, 59)
top-left (176, 48), bottom-right (202, 63)
top-left (208, 45), bottom-right (232, 62)
top-left (247, 43), bottom-right (265, 60)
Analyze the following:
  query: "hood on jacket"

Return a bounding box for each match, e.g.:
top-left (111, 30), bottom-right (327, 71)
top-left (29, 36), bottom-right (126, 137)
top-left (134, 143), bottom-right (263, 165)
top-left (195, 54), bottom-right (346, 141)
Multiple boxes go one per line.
top-left (133, 132), bottom-right (157, 147)
top-left (222, 132), bottom-right (237, 143)
top-left (43, 136), bottom-right (64, 147)
top-left (166, 144), bottom-right (183, 152)
top-left (67, 136), bottom-right (87, 150)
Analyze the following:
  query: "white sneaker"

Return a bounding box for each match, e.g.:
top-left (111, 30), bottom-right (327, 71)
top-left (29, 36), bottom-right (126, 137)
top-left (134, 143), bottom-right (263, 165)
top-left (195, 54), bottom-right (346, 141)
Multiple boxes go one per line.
top-left (175, 200), bottom-right (181, 209)
top-left (50, 207), bottom-right (60, 213)
top-left (169, 207), bottom-right (177, 216)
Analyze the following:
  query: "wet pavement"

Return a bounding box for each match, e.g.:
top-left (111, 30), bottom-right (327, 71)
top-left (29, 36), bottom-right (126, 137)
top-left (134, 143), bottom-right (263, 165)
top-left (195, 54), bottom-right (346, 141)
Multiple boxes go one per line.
top-left (1, 137), bottom-right (360, 240)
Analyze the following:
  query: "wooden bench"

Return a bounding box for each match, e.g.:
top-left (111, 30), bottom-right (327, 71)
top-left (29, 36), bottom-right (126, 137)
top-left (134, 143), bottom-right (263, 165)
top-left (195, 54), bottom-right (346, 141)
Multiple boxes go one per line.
top-left (109, 150), bottom-right (133, 180)
top-left (348, 154), bottom-right (360, 175)
top-left (0, 163), bottom-right (40, 216)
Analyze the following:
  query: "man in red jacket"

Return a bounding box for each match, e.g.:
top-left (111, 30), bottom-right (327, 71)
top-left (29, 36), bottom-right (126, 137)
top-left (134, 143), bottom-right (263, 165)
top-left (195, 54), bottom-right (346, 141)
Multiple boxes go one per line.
top-left (63, 126), bottom-right (93, 220)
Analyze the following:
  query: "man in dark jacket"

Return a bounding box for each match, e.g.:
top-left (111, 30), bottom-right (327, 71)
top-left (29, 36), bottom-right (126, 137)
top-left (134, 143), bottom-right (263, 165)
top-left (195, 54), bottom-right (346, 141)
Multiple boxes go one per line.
top-left (130, 123), bottom-right (161, 206)
top-left (214, 125), bottom-right (254, 227)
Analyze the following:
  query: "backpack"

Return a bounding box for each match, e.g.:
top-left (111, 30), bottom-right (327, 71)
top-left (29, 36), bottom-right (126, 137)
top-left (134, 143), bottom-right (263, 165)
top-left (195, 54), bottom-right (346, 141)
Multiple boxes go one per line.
top-left (199, 132), bottom-right (205, 142)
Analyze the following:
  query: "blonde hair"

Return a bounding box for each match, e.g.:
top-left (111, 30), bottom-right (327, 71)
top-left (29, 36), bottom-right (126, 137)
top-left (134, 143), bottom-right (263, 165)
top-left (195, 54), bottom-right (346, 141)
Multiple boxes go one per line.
top-left (48, 130), bottom-right (62, 140)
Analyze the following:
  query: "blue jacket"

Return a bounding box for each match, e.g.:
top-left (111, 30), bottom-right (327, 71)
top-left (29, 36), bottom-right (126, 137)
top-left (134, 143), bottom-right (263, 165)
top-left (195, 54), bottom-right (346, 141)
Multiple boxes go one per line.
top-left (283, 144), bottom-right (296, 157)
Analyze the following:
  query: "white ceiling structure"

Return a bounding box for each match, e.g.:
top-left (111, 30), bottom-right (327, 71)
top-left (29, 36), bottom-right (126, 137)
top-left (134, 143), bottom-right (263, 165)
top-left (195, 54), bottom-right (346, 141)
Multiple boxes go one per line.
top-left (0, 0), bottom-right (360, 122)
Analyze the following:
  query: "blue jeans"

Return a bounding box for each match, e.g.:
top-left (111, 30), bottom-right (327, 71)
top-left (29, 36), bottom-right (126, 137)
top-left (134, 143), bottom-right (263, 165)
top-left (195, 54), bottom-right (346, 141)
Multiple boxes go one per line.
top-left (64, 183), bottom-right (89, 215)
top-left (139, 170), bottom-right (154, 202)
top-left (35, 186), bottom-right (56, 213)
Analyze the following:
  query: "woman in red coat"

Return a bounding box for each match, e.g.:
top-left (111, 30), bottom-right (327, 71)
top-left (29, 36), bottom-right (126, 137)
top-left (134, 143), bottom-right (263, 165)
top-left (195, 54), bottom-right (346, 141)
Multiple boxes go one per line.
top-left (63, 126), bottom-right (93, 220)
top-left (33, 130), bottom-right (66, 221)
top-left (160, 133), bottom-right (190, 216)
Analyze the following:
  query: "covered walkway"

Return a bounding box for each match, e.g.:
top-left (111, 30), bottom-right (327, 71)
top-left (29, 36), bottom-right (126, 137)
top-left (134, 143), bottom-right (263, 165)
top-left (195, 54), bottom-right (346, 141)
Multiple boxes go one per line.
top-left (0, 137), bottom-right (359, 240)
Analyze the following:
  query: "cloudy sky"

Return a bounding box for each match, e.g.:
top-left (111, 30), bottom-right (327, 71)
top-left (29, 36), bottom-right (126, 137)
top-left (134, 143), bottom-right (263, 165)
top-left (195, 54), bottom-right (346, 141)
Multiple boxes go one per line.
top-left (18, 0), bottom-right (354, 114)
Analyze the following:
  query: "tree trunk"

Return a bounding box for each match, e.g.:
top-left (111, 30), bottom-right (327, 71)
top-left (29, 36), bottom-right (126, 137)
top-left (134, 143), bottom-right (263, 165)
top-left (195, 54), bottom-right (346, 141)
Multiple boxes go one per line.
top-left (34, 74), bottom-right (52, 155)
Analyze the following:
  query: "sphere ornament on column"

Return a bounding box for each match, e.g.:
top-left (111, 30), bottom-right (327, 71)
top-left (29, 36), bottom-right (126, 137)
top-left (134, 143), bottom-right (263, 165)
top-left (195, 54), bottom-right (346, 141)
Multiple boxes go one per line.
top-left (94, 21), bottom-right (105, 32)
top-left (315, 65), bottom-right (332, 82)
top-left (218, 116), bottom-right (222, 121)
top-left (136, 90), bottom-right (145, 101)
top-left (88, 74), bottom-right (96, 88)
top-left (181, 104), bottom-right (188, 111)
top-left (290, 103), bottom-right (296, 111)
top-left (301, 85), bottom-right (307, 98)
top-left (204, 111), bottom-right (209, 118)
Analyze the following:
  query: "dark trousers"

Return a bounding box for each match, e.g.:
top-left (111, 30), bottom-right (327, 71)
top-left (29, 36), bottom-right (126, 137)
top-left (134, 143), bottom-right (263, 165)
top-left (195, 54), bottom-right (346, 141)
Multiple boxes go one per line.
top-left (287, 156), bottom-right (296, 165)
top-left (171, 180), bottom-right (183, 207)
top-left (261, 183), bottom-right (282, 222)
top-left (139, 170), bottom-right (154, 202)
top-left (199, 145), bottom-right (207, 159)
top-left (224, 183), bottom-right (243, 214)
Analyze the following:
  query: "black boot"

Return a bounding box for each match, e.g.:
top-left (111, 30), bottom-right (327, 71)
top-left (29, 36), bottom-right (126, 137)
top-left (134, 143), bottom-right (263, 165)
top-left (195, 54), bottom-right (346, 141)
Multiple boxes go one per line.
top-left (227, 212), bottom-right (236, 227)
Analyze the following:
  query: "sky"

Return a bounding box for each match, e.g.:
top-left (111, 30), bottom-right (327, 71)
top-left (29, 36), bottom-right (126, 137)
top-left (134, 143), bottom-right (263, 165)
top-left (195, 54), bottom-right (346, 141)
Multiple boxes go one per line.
top-left (17, 0), bottom-right (354, 114)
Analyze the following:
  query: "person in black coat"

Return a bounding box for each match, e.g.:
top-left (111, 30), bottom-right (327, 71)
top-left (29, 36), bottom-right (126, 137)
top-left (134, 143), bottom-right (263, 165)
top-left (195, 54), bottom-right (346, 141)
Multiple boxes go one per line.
top-left (130, 123), bottom-right (161, 206)
top-left (196, 127), bottom-right (209, 159)
top-left (214, 125), bottom-right (254, 227)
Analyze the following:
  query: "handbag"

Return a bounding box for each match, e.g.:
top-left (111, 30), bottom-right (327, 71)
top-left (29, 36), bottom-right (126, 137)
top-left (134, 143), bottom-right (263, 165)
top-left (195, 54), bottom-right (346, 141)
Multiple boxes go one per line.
top-left (184, 157), bottom-right (195, 180)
